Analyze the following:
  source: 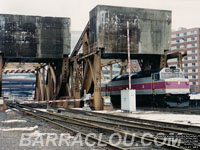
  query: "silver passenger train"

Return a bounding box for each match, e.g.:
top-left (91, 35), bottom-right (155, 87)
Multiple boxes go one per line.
top-left (101, 67), bottom-right (190, 107)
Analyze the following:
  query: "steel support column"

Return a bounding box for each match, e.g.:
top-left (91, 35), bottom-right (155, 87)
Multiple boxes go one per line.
top-left (43, 67), bottom-right (46, 101)
top-left (110, 64), bottom-right (112, 80)
top-left (0, 54), bottom-right (3, 97)
top-left (74, 59), bottom-right (80, 107)
top-left (178, 53), bottom-right (183, 70)
top-left (93, 50), bottom-right (103, 110)
top-left (160, 55), bottom-right (167, 68)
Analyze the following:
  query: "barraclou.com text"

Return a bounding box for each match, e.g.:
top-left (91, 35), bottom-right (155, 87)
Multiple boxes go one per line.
top-left (19, 132), bottom-right (182, 147)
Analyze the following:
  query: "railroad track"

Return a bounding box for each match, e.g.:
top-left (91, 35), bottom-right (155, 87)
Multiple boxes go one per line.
top-left (59, 108), bottom-right (200, 132)
top-left (8, 103), bottom-right (199, 150)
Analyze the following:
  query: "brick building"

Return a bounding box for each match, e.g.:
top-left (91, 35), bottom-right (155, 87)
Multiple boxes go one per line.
top-left (169, 27), bottom-right (200, 93)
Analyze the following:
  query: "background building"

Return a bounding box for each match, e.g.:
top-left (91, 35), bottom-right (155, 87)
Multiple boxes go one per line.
top-left (169, 27), bottom-right (200, 93)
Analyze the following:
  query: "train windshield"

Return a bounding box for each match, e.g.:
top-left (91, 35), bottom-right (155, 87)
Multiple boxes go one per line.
top-left (161, 68), bottom-right (184, 79)
top-left (161, 73), bottom-right (184, 79)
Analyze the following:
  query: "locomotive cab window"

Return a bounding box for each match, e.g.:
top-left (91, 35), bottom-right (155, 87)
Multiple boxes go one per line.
top-left (161, 68), bottom-right (184, 79)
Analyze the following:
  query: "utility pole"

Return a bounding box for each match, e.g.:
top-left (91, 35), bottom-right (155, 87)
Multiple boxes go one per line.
top-left (127, 21), bottom-right (131, 89)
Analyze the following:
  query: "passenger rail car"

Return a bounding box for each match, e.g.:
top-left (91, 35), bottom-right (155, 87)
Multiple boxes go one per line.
top-left (101, 67), bottom-right (190, 108)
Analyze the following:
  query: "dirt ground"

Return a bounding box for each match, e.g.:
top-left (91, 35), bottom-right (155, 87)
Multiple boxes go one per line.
top-left (0, 108), bottom-right (99, 150)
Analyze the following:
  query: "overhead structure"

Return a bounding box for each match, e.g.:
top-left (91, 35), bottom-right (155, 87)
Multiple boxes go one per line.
top-left (0, 14), bottom-right (71, 100)
top-left (1, 6), bottom-right (184, 110)
top-left (90, 5), bottom-right (171, 56)
top-left (3, 63), bottom-right (45, 74)
top-left (68, 5), bottom-right (172, 110)
top-left (0, 14), bottom-right (70, 60)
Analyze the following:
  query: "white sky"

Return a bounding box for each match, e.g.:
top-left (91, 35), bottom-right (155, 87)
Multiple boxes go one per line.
top-left (1, 0), bottom-right (200, 31)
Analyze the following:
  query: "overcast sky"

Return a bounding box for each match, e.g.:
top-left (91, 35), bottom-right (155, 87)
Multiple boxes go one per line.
top-left (1, 0), bottom-right (200, 31)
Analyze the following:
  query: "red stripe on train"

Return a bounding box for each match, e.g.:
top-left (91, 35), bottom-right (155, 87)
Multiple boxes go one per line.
top-left (101, 81), bottom-right (189, 92)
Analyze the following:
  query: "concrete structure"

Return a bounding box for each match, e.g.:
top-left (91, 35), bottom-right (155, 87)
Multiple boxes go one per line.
top-left (0, 14), bottom-right (70, 60)
top-left (89, 5), bottom-right (171, 57)
top-left (169, 27), bottom-right (200, 93)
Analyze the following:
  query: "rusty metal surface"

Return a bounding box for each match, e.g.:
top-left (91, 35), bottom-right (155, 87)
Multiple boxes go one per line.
top-left (0, 14), bottom-right (70, 60)
top-left (89, 5), bottom-right (171, 55)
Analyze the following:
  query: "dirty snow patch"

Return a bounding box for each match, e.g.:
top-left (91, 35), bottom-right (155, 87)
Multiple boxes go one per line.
top-left (35, 109), bottom-right (48, 112)
top-left (0, 125), bottom-right (38, 132)
top-left (1, 120), bottom-right (27, 123)
top-left (12, 108), bottom-right (19, 112)
top-left (5, 109), bottom-right (12, 113)
top-left (5, 108), bottom-right (19, 113)
top-left (105, 111), bottom-right (200, 126)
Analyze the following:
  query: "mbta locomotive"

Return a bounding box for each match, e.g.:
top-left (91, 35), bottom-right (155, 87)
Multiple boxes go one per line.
top-left (101, 67), bottom-right (190, 108)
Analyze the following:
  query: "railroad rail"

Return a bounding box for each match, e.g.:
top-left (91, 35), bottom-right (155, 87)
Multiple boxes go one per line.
top-left (8, 103), bottom-right (198, 150)
top-left (59, 108), bottom-right (200, 131)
